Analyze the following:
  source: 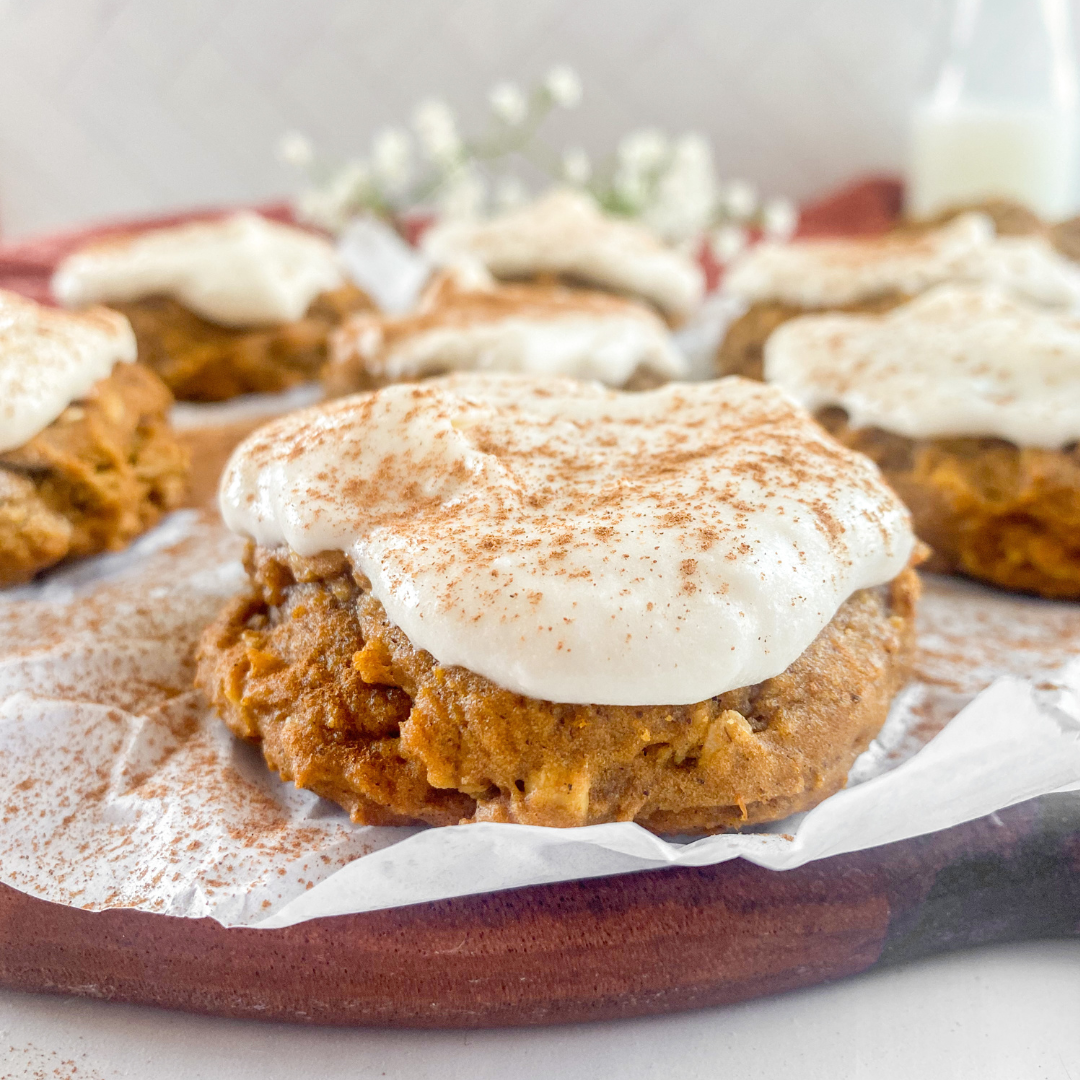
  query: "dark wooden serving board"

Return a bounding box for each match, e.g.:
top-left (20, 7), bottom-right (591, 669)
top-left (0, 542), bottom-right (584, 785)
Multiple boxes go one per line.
top-left (1, 792), bottom-right (1078, 1028)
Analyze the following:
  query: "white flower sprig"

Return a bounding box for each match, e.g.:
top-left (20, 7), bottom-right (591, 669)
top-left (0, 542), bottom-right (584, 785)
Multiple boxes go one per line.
top-left (544, 65), bottom-right (583, 109)
top-left (488, 83), bottom-right (528, 127)
top-left (589, 134), bottom-right (798, 257)
top-left (279, 66), bottom-right (797, 262)
top-left (280, 65), bottom-right (585, 233)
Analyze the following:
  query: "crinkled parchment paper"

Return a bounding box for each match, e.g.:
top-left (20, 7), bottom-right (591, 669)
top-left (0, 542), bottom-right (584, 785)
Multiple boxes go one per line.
top-left (2, 509), bottom-right (1079, 928)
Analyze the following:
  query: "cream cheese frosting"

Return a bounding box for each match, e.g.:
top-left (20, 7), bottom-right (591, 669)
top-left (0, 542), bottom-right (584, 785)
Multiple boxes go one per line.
top-left (422, 190), bottom-right (705, 321)
top-left (330, 275), bottom-right (687, 386)
top-left (355, 316), bottom-right (686, 384)
top-left (51, 213), bottom-right (344, 328)
top-left (220, 374), bottom-right (914, 706)
top-left (725, 213), bottom-right (1080, 310)
top-left (0, 289), bottom-right (137, 453)
top-left (765, 283), bottom-right (1080, 449)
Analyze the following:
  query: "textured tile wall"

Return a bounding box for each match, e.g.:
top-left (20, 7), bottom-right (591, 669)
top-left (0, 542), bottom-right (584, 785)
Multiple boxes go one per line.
top-left (0, 0), bottom-right (956, 238)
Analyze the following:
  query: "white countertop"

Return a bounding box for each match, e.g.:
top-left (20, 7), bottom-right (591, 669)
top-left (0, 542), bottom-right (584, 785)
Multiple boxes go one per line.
top-left (2, 939), bottom-right (1078, 1079)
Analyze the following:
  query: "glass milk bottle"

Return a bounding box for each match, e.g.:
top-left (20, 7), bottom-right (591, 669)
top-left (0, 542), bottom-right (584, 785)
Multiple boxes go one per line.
top-left (907, 0), bottom-right (1080, 220)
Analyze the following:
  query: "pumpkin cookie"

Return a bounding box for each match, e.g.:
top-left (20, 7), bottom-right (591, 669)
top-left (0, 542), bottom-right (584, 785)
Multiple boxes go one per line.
top-left (718, 212), bottom-right (1080, 379)
top-left (325, 268), bottom-right (686, 395)
top-left (0, 290), bottom-right (188, 586)
top-left (197, 374), bottom-right (917, 831)
top-left (52, 213), bottom-right (371, 402)
top-left (423, 190), bottom-right (704, 324)
top-left (766, 283), bottom-right (1080, 598)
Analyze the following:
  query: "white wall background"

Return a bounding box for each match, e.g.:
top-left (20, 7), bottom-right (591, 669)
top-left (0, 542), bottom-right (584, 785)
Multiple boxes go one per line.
top-left (0, 0), bottom-right (962, 239)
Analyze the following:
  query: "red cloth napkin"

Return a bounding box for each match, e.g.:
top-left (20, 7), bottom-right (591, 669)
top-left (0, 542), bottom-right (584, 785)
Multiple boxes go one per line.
top-left (796, 176), bottom-right (904, 238)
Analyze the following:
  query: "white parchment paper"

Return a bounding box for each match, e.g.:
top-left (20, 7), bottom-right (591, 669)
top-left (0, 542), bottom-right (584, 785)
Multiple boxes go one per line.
top-left (1, 509), bottom-right (1079, 928)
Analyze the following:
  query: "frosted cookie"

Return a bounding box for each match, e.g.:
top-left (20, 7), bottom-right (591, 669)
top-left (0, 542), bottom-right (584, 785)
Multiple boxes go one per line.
top-left (0, 290), bottom-right (188, 586)
top-left (324, 268), bottom-right (687, 394)
top-left (900, 198), bottom-right (1080, 268)
top-left (422, 190), bottom-right (704, 323)
top-left (52, 213), bottom-right (371, 402)
top-left (718, 212), bottom-right (1080, 380)
top-left (196, 374), bottom-right (918, 832)
top-left (766, 283), bottom-right (1080, 598)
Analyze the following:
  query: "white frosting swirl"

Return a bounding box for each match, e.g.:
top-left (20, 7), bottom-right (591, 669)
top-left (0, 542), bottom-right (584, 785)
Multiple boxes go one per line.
top-left (726, 213), bottom-right (1080, 310)
top-left (0, 289), bottom-right (136, 453)
top-left (422, 190), bottom-right (705, 320)
top-left (765, 283), bottom-right (1080, 449)
top-left (52, 213), bottom-right (343, 328)
top-left (220, 374), bottom-right (913, 706)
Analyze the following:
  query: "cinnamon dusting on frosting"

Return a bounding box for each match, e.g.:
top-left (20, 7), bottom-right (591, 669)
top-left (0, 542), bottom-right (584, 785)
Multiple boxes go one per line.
top-left (422, 189), bottom-right (705, 320)
top-left (220, 374), bottom-right (913, 705)
top-left (726, 212), bottom-right (1080, 310)
top-left (327, 274), bottom-right (686, 388)
top-left (766, 283), bottom-right (1080, 448)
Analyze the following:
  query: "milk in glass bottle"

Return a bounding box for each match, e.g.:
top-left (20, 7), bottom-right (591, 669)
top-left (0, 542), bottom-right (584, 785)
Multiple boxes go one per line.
top-left (908, 0), bottom-right (1080, 219)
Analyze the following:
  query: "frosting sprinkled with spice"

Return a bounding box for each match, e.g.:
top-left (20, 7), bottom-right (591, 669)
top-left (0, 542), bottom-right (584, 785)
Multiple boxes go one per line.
top-left (765, 283), bottom-right (1080, 449)
top-left (726, 213), bottom-right (1080, 310)
top-left (220, 374), bottom-right (913, 705)
top-left (0, 288), bottom-right (136, 453)
top-left (423, 190), bottom-right (705, 321)
top-left (329, 278), bottom-right (687, 387)
top-left (52, 213), bottom-right (344, 328)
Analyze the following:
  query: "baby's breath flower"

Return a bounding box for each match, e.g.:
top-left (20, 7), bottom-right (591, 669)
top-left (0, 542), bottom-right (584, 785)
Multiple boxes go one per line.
top-left (488, 82), bottom-right (528, 126)
top-left (673, 132), bottom-right (711, 170)
top-left (545, 64), bottom-right (582, 108)
top-left (413, 98), bottom-right (461, 164)
top-left (710, 224), bottom-right (748, 264)
top-left (285, 64), bottom-right (797, 252)
top-left (277, 130), bottom-right (313, 168)
top-left (437, 162), bottom-right (487, 222)
top-left (617, 129), bottom-right (669, 175)
top-left (762, 196), bottom-right (799, 241)
top-left (643, 132), bottom-right (717, 243)
top-left (562, 147), bottom-right (592, 185)
top-left (723, 179), bottom-right (758, 221)
top-left (296, 188), bottom-right (338, 231)
top-left (372, 128), bottom-right (413, 192)
top-left (333, 159), bottom-right (372, 196)
top-left (298, 159), bottom-right (371, 231)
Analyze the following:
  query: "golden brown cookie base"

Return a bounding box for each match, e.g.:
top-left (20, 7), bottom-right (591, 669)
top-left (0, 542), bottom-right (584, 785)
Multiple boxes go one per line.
top-left (196, 545), bottom-right (918, 833)
top-left (819, 408), bottom-right (1080, 600)
top-left (0, 362), bottom-right (189, 587)
top-left (715, 293), bottom-right (907, 381)
top-left (112, 284), bottom-right (371, 402)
